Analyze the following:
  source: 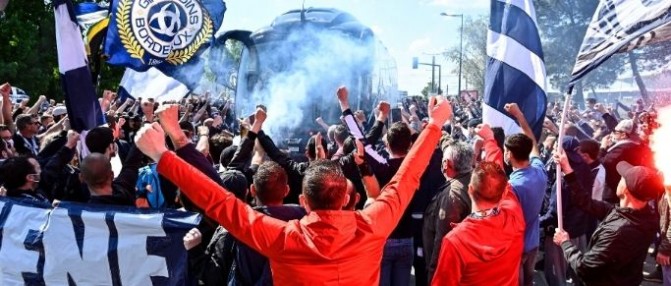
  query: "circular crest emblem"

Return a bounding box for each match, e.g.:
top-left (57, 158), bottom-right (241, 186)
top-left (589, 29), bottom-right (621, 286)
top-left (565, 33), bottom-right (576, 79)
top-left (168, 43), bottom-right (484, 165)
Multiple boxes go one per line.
top-left (116, 0), bottom-right (213, 65)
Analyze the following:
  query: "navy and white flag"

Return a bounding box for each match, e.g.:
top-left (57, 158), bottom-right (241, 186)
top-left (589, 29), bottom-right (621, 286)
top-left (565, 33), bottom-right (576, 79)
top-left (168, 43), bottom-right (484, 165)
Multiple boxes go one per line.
top-left (0, 198), bottom-right (200, 285)
top-left (483, 0), bottom-right (547, 140)
top-left (571, 0), bottom-right (671, 84)
top-left (55, 0), bottom-right (106, 132)
top-left (104, 0), bottom-right (226, 70)
top-left (118, 67), bottom-right (190, 103)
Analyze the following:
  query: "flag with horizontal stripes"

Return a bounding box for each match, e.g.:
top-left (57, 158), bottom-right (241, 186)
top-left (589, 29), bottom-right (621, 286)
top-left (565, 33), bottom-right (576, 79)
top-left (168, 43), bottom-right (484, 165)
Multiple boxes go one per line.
top-left (570, 0), bottom-right (671, 85)
top-left (55, 0), bottom-right (105, 132)
top-left (117, 67), bottom-right (190, 103)
top-left (483, 0), bottom-right (547, 140)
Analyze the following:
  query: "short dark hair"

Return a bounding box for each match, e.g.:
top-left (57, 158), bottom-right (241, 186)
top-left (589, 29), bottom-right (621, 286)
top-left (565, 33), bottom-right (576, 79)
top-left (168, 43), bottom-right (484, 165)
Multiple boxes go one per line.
top-left (579, 139), bottom-right (600, 160)
top-left (305, 136), bottom-right (328, 160)
top-left (253, 161), bottom-right (288, 204)
top-left (80, 153), bottom-right (112, 189)
top-left (15, 114), bottom-right (36, 131)
top-left (0, 156), bottom-right (36, 190)
top-left (504, 133), bottom-right (533, 162)
top-left (342, 136), bottom-right (356, 155)
top-left (470, 162), bottom-right (508, 204)
top-left (86, 127), bottom-right (114, 154)
top-left (302, 160), bottom-right (347, 210)
top-left (334, 125), bottom-right (349, 145)
top-left (386, 122), bottom-right (411, 155)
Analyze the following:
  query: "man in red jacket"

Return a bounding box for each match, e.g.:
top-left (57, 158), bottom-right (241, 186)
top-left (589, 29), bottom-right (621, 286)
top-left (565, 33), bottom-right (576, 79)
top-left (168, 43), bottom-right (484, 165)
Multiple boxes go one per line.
top-left (134, 95), bottom-right (453, 285)
top-left (432, 161), bottom-right (525, 286)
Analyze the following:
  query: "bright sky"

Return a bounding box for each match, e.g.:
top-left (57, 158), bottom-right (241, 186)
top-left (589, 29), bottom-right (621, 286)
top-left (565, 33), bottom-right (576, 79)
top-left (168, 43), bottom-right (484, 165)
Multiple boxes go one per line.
top-left (223, 0), bottom-right (489, 96)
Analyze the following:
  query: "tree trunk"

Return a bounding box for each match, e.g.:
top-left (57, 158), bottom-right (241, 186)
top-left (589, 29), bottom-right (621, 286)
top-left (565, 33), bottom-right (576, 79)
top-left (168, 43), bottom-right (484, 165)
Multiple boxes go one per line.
top-left (628, 52), bottom-right (651, 105)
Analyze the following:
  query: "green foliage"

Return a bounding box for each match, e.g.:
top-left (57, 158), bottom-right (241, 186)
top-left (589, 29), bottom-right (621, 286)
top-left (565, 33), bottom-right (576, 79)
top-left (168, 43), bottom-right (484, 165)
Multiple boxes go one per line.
top-left (535, 0), bottom-right (626, 104)
top-left (443, 16), bottom-right (487, 96)
top-left (0, 1), bottom-right (59, 100)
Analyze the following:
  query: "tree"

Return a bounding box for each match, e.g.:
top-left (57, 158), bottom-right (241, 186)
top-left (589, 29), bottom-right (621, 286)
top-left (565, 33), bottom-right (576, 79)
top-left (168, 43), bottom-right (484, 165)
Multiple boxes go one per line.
top-left (420, 81), bottom-right (441, 97)
top-left (0, 1), bottom-right (60, 100)
top-left (443, 16), bottom-right (488, 97)
top-left (535, 0), bottom-right (626, 107)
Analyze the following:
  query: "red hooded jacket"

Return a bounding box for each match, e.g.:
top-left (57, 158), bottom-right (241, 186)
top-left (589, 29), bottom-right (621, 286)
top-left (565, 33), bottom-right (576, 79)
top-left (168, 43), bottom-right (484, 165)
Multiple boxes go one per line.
top-left (157, 124), bottom-right (443, 285)
top-left (432, 189), bottom-right (525, 286)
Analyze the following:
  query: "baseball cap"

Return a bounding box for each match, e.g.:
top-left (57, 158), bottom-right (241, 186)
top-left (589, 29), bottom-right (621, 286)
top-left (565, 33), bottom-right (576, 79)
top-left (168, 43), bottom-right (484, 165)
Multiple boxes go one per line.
top-left (614, 119), bottom-right (634, 135)
top-left (616, 161), bottom-right (664, 201)
top-left (52, 106), bottom-right (67, 117)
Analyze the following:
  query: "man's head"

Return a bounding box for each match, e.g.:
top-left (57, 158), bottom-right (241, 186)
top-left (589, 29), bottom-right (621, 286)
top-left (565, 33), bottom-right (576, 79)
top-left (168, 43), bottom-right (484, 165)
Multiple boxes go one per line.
top-left (342, 179), bottom-right (360, 211)
top-left (85, 127), bottom-right (116, 158)
top-left (615, 161), bottom-right (664, 206)
top-left (0, 124), bottom-right (12, 149)
top-left (52, 106), bottom-right (67, 122)
top-left (585, 98), bottom-right (597, 109)
top-left (612, 119), bottom-right (634, 142)
top-left (221, 170), bottom-right (249, 201)
top-left (40, 114), bottom-right (53, 127)
top-left (0, 156), bottom-right (41, 191)
top-left (300, 160), bottom-right (348, 211)
top-left (333, 125), bottom-right (349, 147)
top-left (180, 121), bottom-right (194, 139)
top-left (468, 161), bottom-right (508, 206)
top-left (15, 114), bottom-right (39, 136)
top-left (385, 122), bottom-right (411, 157)
top-left (252, 161), bottom-right (289, 205)
top-left (440, 138), bottom-right (474, 179)
top-left (80, 153), bottom-right (113, 194)
top-left (467, 119), bottom-right (481, 136)
top-left (579, 139), bottom-right (600, 164)
top-left (504, 133), bottom-right (533, 166)
top-left (305, 136), bottom-right (328, 161)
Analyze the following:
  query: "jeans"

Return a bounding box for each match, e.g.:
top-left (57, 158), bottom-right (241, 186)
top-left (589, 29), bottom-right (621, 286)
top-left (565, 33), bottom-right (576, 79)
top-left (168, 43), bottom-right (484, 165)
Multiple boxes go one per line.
top-left (520, 247), bottom-right (538, 286)
top-left (380, 238), bottom-right (414, 286)
top-left (544, 235), bottom-right (587, 286)
top-left (663, 265), bottom-right (671, 286)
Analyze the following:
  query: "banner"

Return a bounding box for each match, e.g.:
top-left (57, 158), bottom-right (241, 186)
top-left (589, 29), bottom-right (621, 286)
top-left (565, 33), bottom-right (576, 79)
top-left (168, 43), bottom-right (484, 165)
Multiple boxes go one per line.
top-left (570, 0), bottom-right (671, 85)
top-left (0, 198), bottom-right (200, 285)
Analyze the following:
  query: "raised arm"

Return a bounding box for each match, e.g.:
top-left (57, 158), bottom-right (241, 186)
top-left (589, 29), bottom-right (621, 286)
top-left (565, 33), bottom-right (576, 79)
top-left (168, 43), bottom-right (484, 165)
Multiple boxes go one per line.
top-left (26, 95), bottom-right (47, 115)
top-left (1, 83), bottom-right (12, 131)
top-left (555, 151), bottom-right (613, 221)
top-left (134, 123), bottom-right (287, 257)
top-left (505, 103), bottom-right (540, 157)
top-left (363, 96), bottom-right (452, 236)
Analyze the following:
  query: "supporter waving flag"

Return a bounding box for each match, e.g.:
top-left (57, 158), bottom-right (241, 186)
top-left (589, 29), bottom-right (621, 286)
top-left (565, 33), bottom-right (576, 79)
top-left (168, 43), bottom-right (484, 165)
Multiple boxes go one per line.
top-left (54, 0), bottom-right (105, 132)
top-left (483, 0), bottom-right (547, 140)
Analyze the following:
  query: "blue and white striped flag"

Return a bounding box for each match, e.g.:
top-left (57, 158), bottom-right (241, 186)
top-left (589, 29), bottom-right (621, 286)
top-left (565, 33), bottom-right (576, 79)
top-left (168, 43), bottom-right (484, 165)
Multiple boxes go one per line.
top-left (483, 0), bottom-right (547, 140)
top-left (117, 67), bottom-right (190, 103)
top-left (570, 0), bottom-right (671, 85)
top-left (55, 0), bottom-right (105, 132)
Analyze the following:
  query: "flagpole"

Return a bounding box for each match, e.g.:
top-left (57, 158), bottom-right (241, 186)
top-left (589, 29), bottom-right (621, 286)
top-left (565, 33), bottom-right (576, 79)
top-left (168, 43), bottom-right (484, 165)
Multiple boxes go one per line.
top-left (555, 85), bottom-right (574, 231)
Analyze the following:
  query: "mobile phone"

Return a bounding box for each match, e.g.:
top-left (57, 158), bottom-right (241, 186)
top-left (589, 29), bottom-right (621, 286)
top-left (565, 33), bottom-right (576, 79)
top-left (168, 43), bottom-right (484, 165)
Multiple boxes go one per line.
top-left (248, 114), bottom-right (255, 125)
top-left (391, 108), bottom-right (402, 123)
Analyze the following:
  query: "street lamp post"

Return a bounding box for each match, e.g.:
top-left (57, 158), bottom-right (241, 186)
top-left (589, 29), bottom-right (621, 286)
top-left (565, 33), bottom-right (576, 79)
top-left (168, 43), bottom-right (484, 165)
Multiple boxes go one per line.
top-left (412, 56), bottom-right (442, 97)
top-left (441, 13), bottom-right (464, 97)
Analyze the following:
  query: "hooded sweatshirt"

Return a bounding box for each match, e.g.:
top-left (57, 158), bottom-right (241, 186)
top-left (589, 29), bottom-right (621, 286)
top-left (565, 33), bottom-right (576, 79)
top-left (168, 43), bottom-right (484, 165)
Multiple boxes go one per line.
top-left (431, 189), bottom-right (525, 286)
top-left (157, 124), bottom-right (443, 285)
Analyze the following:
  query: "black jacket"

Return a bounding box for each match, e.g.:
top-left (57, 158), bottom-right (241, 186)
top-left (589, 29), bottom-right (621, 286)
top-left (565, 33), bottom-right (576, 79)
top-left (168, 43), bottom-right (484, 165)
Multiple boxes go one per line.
top-left (422, 173), bottom-right (471, 282)
top-left (561, 173), bottom-right (657, 286)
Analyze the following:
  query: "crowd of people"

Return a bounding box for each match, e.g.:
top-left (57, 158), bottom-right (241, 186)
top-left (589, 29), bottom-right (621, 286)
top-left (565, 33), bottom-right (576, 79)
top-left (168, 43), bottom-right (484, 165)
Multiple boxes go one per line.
top-left (0, 81), bottom-right (668, 286)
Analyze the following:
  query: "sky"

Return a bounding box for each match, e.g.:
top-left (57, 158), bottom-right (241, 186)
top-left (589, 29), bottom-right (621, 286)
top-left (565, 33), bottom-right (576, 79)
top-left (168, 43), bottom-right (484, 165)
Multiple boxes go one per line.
top-left (222, 0), bottom-right (490, 96)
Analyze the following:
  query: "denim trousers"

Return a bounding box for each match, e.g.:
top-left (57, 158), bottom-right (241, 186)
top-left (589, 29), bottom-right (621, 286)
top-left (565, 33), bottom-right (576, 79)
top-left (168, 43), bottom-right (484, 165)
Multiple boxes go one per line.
top-left (663, 265), bottom-right (671, 286)
top-left (380, 238), bottom-right (414, 286)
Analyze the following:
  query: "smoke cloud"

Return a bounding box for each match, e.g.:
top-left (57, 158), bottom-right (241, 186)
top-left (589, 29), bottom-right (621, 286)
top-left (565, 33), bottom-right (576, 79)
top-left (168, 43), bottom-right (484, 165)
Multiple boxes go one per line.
top-left (234, 24), bottom-right (398, 141)
top-left (650, 106), bottom-right (671, 185)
